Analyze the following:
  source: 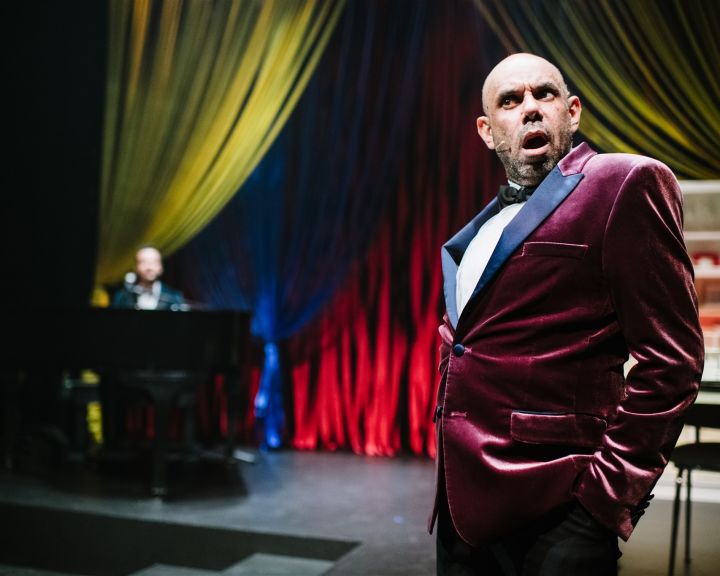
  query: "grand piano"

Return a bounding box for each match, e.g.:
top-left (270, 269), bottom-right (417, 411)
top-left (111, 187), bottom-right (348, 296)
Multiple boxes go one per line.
top-left (3, 307), bottom-right (251, 496)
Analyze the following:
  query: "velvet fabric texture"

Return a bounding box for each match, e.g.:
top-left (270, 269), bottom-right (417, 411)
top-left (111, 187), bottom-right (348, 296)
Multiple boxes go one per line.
top-left (429, 143), bottom-right (704, 545)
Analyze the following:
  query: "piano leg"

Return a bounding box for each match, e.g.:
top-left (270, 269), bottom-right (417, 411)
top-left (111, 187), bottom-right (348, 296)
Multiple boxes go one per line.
top-left (224, 368), bottom-right (238, 462)
top-left (150, 384), bottom-right (172, 497)
top-left (223, 368), bottom-right (255, 465)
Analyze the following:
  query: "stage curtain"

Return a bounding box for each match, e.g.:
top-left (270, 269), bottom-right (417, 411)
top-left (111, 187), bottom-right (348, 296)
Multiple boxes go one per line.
top-left (474, 0), bottom-right (719, 179)
top-left (96, 0), bottom-right (344, 285)
top-left (169, 0), bottom-right (427, 448)
top-left (284, 0), bottom-right (507, 456)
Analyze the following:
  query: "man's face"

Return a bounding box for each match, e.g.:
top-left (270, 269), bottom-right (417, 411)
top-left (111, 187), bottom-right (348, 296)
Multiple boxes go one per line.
top-left (477, 54), bottom-right (581, 186)
top-left (135, 247), bottom-right (163, 285)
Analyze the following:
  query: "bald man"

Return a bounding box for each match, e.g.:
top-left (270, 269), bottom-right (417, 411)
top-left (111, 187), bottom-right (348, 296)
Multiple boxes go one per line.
top-left (428, 53), bottom-right (703, 575)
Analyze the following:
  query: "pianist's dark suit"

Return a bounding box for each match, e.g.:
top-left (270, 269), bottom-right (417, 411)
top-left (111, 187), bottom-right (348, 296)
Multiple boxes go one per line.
top-left (111, 282), bottom-right (185, 311)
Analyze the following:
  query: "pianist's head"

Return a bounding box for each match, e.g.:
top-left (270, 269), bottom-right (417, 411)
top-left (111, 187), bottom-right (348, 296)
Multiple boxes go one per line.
top-left (135, 244), bottom-right (164, 288)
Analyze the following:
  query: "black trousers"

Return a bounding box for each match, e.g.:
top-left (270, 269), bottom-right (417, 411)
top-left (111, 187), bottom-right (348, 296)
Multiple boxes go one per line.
top-left (436, 494), bottom-right (621, 576)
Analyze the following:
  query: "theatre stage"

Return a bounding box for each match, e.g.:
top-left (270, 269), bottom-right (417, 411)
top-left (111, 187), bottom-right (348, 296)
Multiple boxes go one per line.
top-left (0, 448), bottom-right (718, 575)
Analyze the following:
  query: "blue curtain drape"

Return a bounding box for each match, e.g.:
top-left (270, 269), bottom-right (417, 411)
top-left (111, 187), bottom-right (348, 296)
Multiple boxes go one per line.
top-left (170, 0), bottom-right (427, 447)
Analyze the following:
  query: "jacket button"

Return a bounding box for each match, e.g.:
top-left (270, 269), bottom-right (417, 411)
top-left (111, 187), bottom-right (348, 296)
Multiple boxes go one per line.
top-left (452, 343), bottom-right (465, 356)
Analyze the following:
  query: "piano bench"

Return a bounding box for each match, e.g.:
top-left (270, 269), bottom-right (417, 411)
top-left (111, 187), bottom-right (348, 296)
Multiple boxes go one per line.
top-left (118, 370), bottom-right (204, 497)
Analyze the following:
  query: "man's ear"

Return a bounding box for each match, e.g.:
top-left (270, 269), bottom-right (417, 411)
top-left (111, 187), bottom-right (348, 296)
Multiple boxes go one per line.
top-left (476, 116), bottom-right (495, 150)
top-left (568, 95), bottom-right (582, 133)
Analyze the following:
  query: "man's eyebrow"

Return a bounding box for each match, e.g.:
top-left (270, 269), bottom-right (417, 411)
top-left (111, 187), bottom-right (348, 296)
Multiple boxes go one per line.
top-left (495, 81), bottom-right (561, 103)
top-left (534, 81), bottom-right (561, 94)
top-left (495, 86), bottom-right (522, 102)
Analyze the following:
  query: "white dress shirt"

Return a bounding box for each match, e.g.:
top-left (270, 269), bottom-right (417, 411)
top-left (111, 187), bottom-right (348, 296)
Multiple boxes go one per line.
top-left (456, 184), bottom-right (527, 317)
top-left (136, 280), bottom-right (162, 310)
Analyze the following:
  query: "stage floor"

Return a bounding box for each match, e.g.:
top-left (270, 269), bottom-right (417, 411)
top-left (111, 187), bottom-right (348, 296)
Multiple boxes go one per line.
top-left (0, 447), bottom-right (718, 575)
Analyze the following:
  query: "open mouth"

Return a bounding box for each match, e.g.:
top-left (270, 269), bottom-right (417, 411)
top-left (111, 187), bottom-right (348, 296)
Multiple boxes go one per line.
top-left (522, 133), bottom-right (549, 150)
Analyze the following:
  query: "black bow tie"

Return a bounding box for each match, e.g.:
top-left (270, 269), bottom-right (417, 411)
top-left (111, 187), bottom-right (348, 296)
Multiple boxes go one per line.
top-left (497, 184), bottom-right (536, 209)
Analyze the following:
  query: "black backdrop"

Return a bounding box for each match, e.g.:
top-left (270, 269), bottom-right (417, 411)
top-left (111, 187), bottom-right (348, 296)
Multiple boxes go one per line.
top-left (7, 0), bottom-right (106, 312)
top-left (6, 1), bottom-right (107, 446)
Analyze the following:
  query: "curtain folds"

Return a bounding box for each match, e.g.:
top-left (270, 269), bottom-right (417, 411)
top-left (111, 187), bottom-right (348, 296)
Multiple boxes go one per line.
top-left (97, 0), bottom-right (344, 285)
top-left (474, 0), bottom-right (720, 179)
top-left (170, 0), bottom-right (428, 448)
top-left (99, 0), bottom-right (719, 456)
top-left (284, 0), bottom-right (507, 456)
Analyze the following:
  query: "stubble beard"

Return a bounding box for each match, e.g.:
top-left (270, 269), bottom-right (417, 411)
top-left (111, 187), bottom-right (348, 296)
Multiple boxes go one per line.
top-left (497, 126), bottom-right (574, 187)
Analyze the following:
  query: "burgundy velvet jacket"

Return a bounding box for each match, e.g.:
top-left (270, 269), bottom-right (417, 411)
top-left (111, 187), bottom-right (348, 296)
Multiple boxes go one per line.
top-left (429, 143), bottom-right (704, 544)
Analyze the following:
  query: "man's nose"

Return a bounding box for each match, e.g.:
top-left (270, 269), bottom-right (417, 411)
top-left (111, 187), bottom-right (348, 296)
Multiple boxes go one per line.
top-left (521, 92), bottom-right (541, 122)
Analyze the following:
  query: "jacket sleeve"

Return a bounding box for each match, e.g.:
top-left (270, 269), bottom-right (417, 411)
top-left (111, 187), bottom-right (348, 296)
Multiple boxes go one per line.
top-left (572, 159), bottom-right (705, 540)
top-left (110, 288), bottom-right (134, 309)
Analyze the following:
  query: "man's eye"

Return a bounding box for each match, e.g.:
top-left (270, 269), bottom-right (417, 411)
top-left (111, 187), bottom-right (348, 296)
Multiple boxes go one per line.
top-left (501, 96), bottom-right (518, 107)
top-left (536, 89), bottom-right (555, 100)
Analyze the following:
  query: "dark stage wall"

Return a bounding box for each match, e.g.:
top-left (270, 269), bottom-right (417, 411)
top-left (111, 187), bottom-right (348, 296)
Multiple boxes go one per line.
top-left (8, 1), bottom-right (106, 311)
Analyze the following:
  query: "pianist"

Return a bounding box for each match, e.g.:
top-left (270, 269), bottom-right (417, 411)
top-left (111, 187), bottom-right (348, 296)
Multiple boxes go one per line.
top-left (111, 245), bottom-right (187, 311)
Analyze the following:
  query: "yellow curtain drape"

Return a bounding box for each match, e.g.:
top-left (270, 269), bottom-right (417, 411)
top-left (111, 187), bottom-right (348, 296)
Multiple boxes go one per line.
top-left (474, 0), bottom-right (719, 179)
top-left (97, 0), bottom-right (345, 285)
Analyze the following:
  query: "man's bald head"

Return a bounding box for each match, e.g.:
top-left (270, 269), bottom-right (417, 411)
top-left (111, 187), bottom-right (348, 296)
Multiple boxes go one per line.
top-left (482, 53), bottom-right (570, 115)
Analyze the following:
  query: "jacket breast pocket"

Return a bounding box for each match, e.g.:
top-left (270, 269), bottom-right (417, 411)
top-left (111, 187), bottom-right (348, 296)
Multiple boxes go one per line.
top-left (510, 411), bottom-right (606, 448)
top-left (521, 242), bottom-right (588, 259)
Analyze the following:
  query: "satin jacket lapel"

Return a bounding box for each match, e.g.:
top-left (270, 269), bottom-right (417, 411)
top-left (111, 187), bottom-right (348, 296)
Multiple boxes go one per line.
top-left (442, 199), bottom-right (501, 328)
top-left (464, 167), bottom-right (584, 314)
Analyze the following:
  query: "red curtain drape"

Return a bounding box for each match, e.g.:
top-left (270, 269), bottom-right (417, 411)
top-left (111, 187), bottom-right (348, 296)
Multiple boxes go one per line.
top-left (286, 1), bottom-right (508, 457)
